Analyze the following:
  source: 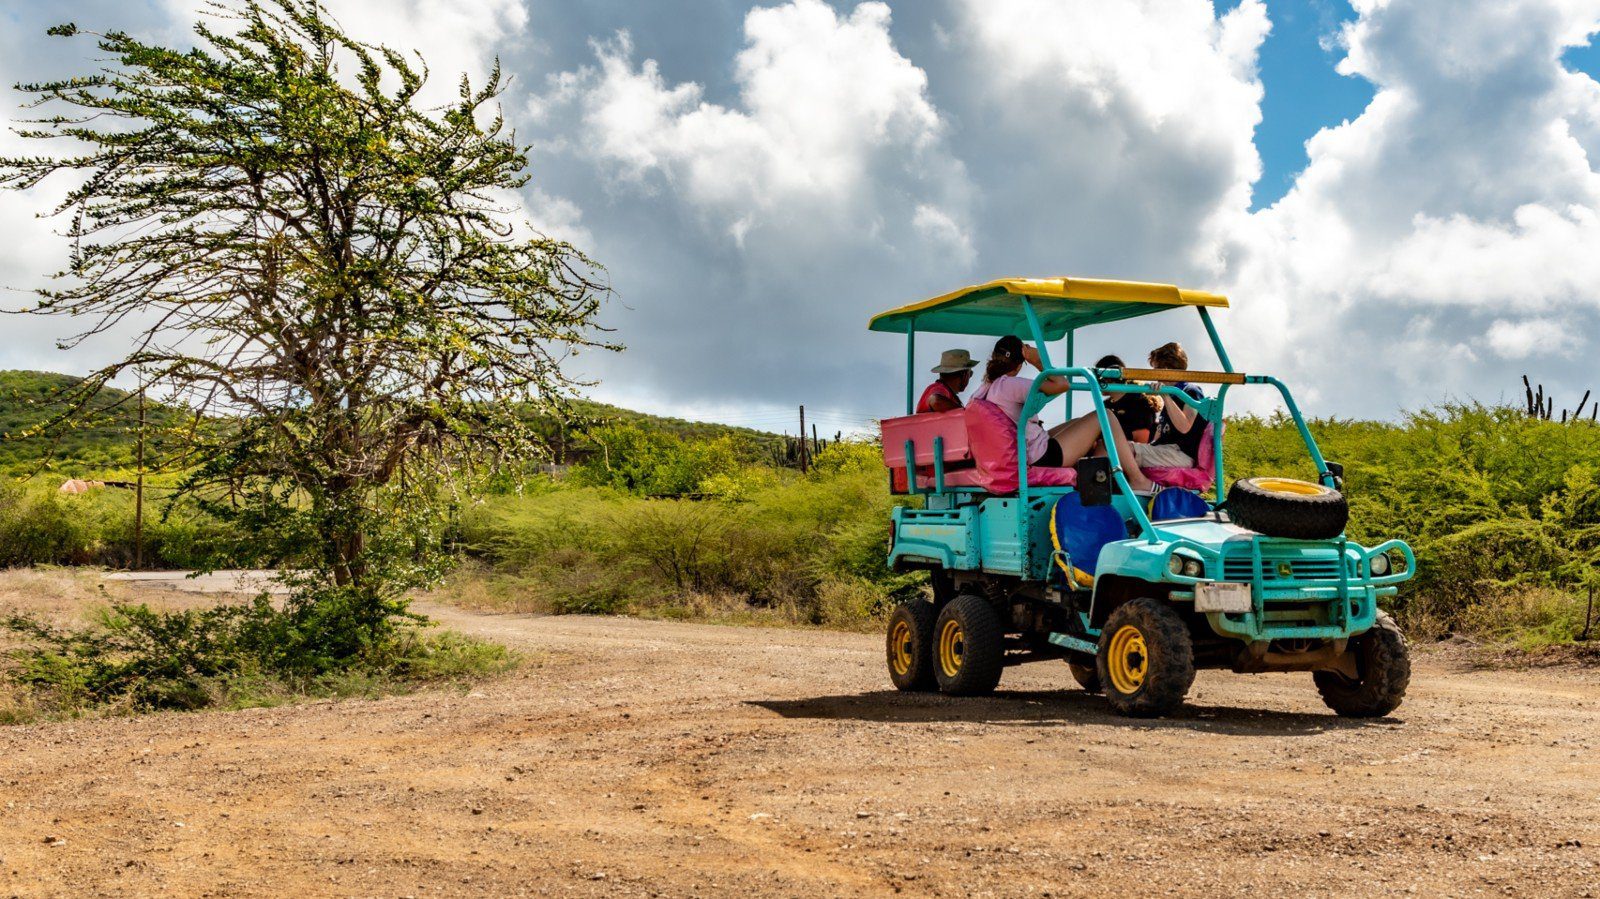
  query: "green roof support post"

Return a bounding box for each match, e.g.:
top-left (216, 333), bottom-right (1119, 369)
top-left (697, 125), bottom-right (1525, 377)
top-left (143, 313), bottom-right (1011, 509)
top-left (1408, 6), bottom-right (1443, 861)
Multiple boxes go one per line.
top-left (1016, 297), bottom-right (1053, 573)
top-left (1199, 306), bottom-right (1232, 504)
top-left (1021, 298), bottom-right (1052, 369)
top-left (1212, 385), bottom-right (1229, 503)
top-left (905, 319), bottom-right (917, 416)
top-left (1198, 307), bottom-right (1232, 373)
top-left (1064, 328), bottom-right (1075, 421)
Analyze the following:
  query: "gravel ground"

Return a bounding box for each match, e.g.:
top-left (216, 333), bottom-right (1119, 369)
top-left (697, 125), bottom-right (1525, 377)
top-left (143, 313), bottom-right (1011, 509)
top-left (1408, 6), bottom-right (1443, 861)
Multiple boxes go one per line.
top-left (2, 572), bottom-right (1598, 897)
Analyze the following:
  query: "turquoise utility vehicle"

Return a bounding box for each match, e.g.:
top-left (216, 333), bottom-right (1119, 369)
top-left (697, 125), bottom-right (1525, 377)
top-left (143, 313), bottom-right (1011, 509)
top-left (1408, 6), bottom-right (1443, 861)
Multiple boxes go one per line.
top-left (874, 278), bottom-right (1413, 718)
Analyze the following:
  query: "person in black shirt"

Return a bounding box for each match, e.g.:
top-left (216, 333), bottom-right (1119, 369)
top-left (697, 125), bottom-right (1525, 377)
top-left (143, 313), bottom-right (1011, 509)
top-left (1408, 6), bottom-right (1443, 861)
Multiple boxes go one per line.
top-left (1094, 354), bottom-right (1158, 443)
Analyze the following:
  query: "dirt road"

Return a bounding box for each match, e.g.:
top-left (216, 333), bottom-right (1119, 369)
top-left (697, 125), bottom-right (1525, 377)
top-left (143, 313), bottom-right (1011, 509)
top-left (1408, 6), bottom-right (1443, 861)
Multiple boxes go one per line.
top-left (4, 586), bottom-right (1600, 897)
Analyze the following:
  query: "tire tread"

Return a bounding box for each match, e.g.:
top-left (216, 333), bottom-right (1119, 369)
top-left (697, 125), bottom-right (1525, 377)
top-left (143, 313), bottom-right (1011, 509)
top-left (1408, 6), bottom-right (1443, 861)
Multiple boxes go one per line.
top-left (1228, 477), bottom-right (1349, 540)
top-left (934, 594), bottom-right (1005, 696)
top-left (886, 600), bottom-right (938, 692)
top-left (1097, 598), bottom-right (1195, 718)
top-left (1314, 613), bottom-right (1410, 717)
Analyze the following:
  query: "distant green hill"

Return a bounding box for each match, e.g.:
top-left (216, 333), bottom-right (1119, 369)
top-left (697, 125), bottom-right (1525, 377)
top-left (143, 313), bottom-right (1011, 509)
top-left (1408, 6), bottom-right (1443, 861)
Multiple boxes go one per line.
top-left (0, 370), bottom-right (788, 478)
top-left (0, 370), bottom-right (189, 479)
top-left (557, 398), bottom-right (788, 464)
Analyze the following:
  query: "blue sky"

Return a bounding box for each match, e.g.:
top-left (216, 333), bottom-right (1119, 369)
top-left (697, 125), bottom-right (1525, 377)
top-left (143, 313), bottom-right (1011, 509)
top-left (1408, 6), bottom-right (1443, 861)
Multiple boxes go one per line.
top-left (5, 0), bottom-right (1600, 427)
top-left (1242, 0), bottom-right (1374, 209)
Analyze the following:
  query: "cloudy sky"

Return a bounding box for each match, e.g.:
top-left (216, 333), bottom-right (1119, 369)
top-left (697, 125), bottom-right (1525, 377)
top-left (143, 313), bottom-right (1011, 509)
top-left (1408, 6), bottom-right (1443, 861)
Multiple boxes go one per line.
top-left (5, 0), bottom-right (1600, 433)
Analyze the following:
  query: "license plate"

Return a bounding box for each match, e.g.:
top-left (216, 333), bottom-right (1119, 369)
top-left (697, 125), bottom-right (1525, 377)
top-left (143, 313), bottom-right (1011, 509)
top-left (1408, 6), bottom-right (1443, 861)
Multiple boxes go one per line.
top-left (1195, 581), bottom-right (1252, 613)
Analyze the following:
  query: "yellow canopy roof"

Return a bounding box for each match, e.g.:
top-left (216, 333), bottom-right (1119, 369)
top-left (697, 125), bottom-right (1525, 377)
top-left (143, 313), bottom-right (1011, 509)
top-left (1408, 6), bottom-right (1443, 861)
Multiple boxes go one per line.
top-left (868, 277), bottom-right (1228, 339)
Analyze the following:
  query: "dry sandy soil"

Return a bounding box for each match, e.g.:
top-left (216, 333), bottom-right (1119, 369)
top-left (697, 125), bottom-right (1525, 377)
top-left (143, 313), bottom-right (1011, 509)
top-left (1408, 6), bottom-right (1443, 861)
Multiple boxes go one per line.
top-left (2, 570), bottom-right (1599, 898)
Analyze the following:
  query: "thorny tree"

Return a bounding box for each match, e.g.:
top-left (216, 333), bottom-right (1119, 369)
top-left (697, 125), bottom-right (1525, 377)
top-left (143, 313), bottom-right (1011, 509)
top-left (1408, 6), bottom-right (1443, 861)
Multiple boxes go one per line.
top-left (1, 0), bottom-right (611, 644)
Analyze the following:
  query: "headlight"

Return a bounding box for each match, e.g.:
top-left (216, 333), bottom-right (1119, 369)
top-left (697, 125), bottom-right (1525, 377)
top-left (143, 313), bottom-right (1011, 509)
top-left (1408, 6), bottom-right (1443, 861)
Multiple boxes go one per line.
top-left (1369, 552), bottom-right (1391, 577)
top-left (1169, 554), bottom-right (1204, 578)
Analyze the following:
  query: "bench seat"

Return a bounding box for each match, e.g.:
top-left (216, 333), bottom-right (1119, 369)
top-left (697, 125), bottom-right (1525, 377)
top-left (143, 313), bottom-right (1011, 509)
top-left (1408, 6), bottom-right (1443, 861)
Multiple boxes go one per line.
top-left (882, 402), bottom-right (1216, 495)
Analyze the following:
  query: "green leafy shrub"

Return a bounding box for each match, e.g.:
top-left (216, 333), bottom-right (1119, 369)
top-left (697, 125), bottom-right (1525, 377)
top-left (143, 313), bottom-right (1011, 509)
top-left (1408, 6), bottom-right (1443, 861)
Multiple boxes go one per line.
top-left (570, 425), bottom-right (741, 495)
top-left (1, 596), bottom-right (513, 719)
top-left (0, 486), bottom-right (102, 566)
top-left (810, 440), bottom-right (882, 476)
top-left (461, 405), bottom-right (1600, 645)
top-left (459, 464), bottom-right (916, 625)
top-left (0, 483), bottom-right (257, 570)
top-left (1458, 587), bottom-right (1594, 650)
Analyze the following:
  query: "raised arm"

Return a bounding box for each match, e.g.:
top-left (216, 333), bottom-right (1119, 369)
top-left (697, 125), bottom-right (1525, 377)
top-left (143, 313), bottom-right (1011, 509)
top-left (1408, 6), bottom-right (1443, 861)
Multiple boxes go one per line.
top-left (1159, 389), bottom-right (1200, 432)
top-left (1021, 345), bottom-right (1071, 395)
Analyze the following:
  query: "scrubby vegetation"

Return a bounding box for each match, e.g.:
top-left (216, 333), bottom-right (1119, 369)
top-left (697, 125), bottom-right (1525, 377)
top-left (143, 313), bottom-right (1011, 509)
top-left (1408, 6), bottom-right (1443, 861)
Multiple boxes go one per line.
top-left (7, 390), bottom-right (1600, 648)
top-left (1227, 405), bottom-right (1600, 645)
top-left (0, 598), bottom-right (514, 724)
top-left (457, 403), bottom-right (1600, 650)
top-left (7, 380), bottom-right (1600, 720)
top-left (0, 483), bottom-right (248, 570)
top-left (0, 371), bottom-right (186, 478)
top-left (0, 569), bottom-right (517, 724)
top-left (459, 440), bottom-right (910, 628)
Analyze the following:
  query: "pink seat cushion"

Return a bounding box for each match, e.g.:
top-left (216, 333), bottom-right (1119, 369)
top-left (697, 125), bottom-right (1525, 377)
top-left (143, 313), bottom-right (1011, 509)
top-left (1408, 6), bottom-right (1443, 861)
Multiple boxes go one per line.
top-left (879, 408), bottom-right (971, 467)
top-left (915, 467), bottom-right (990, 489)
top-left (1142, 423), bottom-right (1219, 491)
top-left (964, 399), bottom-right (1076, 493)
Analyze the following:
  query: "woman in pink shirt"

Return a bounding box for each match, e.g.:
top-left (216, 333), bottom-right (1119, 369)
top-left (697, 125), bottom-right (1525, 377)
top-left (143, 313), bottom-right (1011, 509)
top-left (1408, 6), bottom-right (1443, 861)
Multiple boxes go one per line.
top-left (972, 336), bottom-right (1155, 490)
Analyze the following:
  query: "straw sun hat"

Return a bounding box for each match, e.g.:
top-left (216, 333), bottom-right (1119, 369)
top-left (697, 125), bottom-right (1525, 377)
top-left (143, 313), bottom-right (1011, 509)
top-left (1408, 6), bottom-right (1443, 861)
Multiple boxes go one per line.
top-left (931, 349), bottom-right (978, 374)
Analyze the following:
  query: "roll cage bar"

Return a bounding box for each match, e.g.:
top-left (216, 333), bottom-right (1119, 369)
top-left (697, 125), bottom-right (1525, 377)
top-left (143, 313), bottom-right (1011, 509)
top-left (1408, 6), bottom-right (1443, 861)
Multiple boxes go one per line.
top-left (899, 302), bottom-right (1339, 543)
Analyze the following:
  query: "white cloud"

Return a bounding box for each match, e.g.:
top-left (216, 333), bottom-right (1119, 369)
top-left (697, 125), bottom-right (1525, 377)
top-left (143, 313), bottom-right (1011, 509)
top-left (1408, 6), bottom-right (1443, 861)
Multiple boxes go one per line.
top-left (553, 0), bottom-right (968, 251)
top-left (526, 0), bottom-right (1281, 417)
top-left (1221, 0), bottom-right (1600, 415)
top-left (912, 204), bottom-right (975, 269)
top-left (523, 0), bottom-right (982, 414)
top-left (1376, 204), bottom-right (1600, 309)
top-left (1484, 317), bottom-right (1580, 359)
top-left (940, 0), bottom-right (1270, 278)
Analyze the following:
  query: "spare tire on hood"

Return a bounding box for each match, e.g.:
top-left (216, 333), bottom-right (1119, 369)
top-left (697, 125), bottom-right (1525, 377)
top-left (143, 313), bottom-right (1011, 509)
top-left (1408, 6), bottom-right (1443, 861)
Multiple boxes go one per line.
top-left (1226, 477), bottom-right (1348, 540)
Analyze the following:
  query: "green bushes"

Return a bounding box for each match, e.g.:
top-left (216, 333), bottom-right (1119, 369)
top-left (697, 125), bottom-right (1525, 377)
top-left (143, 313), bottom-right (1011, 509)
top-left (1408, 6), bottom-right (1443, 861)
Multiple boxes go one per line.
top-left (1, 591), bottom-right (515, 720)
top-left (1227, 405), bottom-right (1600, 639)
top-left (11, 401), bottom-right (1600, 654)
top-left (461, 457), bottom-right (916, 627)
top-left (569, 425), bottom-right (743, 495)
top-left (467, 407), bottom-right (1600, 646)
top-left (0, 483), bottom-right (249, 569)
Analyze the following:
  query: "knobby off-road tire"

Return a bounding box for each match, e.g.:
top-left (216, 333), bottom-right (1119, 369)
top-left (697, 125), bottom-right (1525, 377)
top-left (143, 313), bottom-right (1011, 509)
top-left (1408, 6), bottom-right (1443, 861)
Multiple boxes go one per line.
top-left (1068, 661), bottom-right (1101, 694)
top-left (933, 594), bottom-right (1005, 696)
top-left (1097, 598), bottom-right (1195, 718)
top-left (886, 601), bottom-right (938, 692)
top-left (1314, 613), bottom-right (1410, 718)
top-left (1227, 477), bottom-right (1349, 540)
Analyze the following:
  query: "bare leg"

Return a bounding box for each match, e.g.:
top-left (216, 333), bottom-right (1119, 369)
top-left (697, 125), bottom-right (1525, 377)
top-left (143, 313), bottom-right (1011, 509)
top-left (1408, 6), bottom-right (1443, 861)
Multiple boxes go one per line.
top-left (1052, 412), bottom-right (1153, 491)
top-left (1048, 412), bottom-right (1104, 464)
top-left (1101, 417), bottom-right (1154, 491)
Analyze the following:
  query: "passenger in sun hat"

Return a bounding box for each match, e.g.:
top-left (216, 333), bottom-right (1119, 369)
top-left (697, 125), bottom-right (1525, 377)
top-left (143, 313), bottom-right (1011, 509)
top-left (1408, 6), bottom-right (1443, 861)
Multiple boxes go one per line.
top-left (917, 349), bottom-right (978, 414)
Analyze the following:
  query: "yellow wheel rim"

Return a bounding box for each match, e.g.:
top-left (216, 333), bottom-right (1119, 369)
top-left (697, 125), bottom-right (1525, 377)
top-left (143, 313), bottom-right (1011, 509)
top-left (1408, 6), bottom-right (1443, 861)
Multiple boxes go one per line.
top-left (1107, 625), bottom-right (1148, 694)
top-left (937, 618), bottom-right (965, 678)
top-left (889, 620), bottom-right (914, 677)
top-left (1252, 477), bottom-right (1333, 497)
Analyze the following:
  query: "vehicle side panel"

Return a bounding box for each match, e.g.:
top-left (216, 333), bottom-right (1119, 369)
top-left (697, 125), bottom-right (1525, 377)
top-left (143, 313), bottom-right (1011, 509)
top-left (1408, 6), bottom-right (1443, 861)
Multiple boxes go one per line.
top-left (978, 498), bottom-right (1024, 575)
top-left (889, 505), bottom-right (978, 569)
